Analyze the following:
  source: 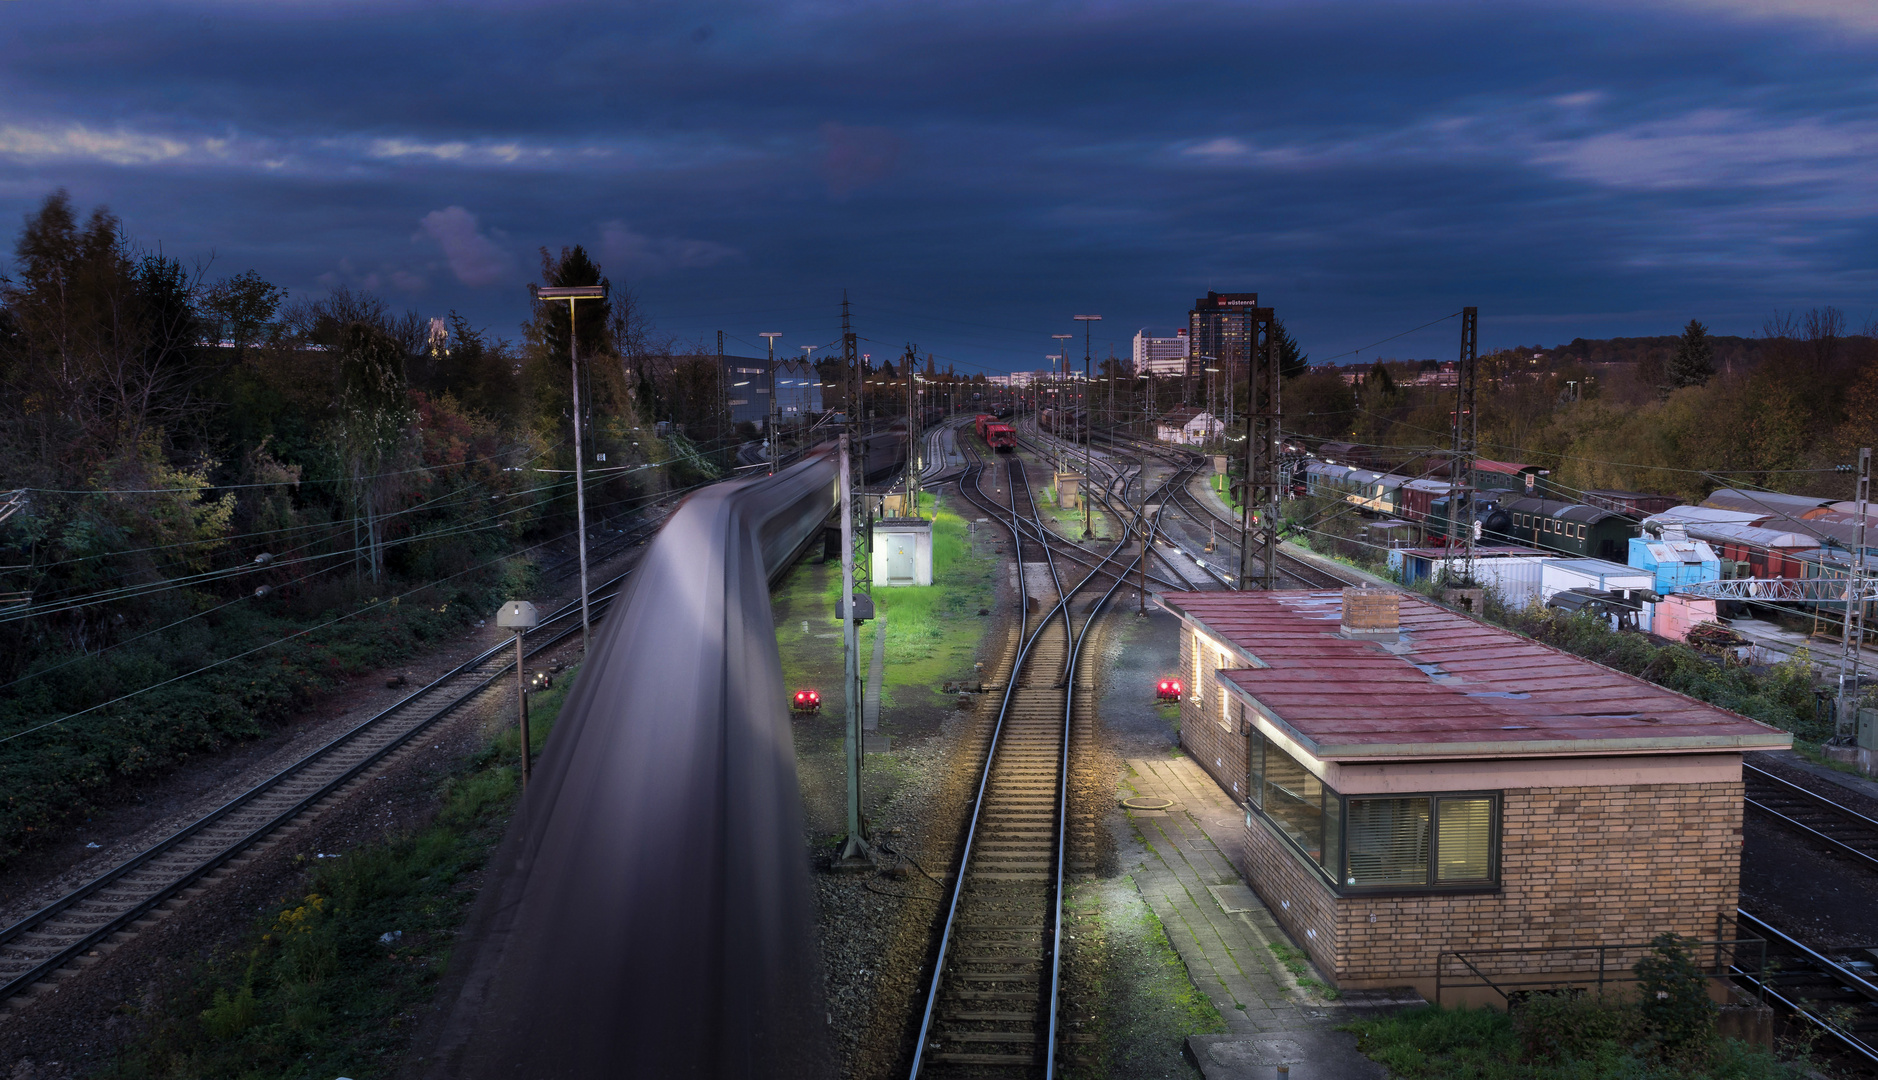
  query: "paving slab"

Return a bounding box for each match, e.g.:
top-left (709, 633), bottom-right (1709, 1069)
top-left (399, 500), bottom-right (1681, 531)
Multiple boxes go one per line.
top-left (1122, 755), bottom-right (1423, 1073)
top-left (1186, 1029), bottom-right (1386, 1080)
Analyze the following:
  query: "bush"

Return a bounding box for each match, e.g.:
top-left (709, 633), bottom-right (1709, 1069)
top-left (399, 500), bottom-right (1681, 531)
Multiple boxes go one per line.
top-left (1635, 933), bottom-right (1717, 1054)
top-left (1514, 991), bottom-right (1641, 1062)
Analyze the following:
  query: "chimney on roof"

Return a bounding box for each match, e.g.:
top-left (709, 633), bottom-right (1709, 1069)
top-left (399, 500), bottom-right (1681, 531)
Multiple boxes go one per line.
top-left (1340, 587), bottom-right (1399, 643)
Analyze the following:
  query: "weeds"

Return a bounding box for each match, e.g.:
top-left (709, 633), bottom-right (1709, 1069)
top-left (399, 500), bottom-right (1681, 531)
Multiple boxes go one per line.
top-left (1346, 1000), bottom-right (1807, 1079)
top-left (101, 666), bottom-right (578, 1080)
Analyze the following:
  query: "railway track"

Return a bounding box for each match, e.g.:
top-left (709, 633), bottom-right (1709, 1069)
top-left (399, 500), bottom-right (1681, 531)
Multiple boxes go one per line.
top-left (0, 506), bottom-right (676, 1009)
top-left (1733, 763), bottom-right (1878, 1068)
top-left (1744, 762), bottom-right (1878, 872)
top-left (1733, 908), bottom-right (1878, 1068)
top-left (909, 439), bottom-right (1188, 1076)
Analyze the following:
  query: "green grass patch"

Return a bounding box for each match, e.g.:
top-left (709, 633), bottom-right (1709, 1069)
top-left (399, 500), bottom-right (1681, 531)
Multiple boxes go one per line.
top-left (870, 495), bottom-right (997, 690)
top-left (1063, 876), bottom-right (1225, 1080)
top-left (1266, 939), bottom-right (1340, 999)
top-left (1345, 1001), bottom-right (1808, 1080)
top-left (101, 666), bottom-right (579, 1080)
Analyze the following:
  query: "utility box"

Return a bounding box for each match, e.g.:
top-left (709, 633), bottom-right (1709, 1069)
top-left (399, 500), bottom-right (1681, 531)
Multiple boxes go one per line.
top-left (1213, 455), bottom-right (1229, 475)
top-left (1858, 708), bottom-right (1877, 776)
top-left (872, 518), bottom-right (933, 587)
top-left (1054, 472), bottom-right (1084, 510)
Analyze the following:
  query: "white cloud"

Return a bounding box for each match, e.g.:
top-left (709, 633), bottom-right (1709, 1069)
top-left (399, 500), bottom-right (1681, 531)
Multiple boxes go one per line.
top-left (1529, 109), bottom-right (1878, 191)
top-left (0, 123), bottom-right (198, 165)
top-left (1654, 0), bottom-right (1878, 35)
top-left (598, 221), bottom-right (741, 276)
top-left (419, 206), bottom-right (510, 287)
top-left (369, 138), bottom-right (565, 166)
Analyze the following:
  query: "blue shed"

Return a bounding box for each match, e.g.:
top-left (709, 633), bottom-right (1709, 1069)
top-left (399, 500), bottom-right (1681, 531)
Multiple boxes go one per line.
top-left (1627, 536), bottom-right (1719, 594)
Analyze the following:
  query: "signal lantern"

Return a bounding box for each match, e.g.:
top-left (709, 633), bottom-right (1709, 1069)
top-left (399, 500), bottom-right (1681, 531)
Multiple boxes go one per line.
top-left (792, 689), bottom-right (822, 713)
top-left (1156, 679), bottom-right (1183, 702)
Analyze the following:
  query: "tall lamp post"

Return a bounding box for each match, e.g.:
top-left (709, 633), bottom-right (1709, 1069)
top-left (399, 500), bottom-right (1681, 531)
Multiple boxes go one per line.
top-left (1074, 315), bottom-right (1100, 539)
top-left (760, 332), bottom-right (783, 475)
top-left (531, 282), bottom-right (608, 652)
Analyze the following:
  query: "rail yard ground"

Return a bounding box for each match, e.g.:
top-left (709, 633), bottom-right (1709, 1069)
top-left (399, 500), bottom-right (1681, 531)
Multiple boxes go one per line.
top-left (780, 432), bottom-right (1367, 1078)
top-left (0, 531), bottom-right (641, 1079)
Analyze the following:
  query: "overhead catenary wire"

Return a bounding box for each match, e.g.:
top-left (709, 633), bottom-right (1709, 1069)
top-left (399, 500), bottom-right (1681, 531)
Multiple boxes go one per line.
top-left (0, 471), bottom-right (725, 747)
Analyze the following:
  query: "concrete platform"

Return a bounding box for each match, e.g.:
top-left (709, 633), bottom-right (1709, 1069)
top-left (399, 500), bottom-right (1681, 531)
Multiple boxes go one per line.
top-left (1121, 755), bottom-right (1421, 1078)
top-left (1186, 1028), bottom-right (1386, 1080)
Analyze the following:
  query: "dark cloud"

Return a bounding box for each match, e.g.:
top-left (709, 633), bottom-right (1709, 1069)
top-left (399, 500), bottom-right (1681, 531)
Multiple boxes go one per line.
top-left (1, 0), bottom-right (1874, 372)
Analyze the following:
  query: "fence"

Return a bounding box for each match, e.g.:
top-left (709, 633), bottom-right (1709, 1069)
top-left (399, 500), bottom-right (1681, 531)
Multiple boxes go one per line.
top-left (1435, 935), bottom-right (1766, 1008)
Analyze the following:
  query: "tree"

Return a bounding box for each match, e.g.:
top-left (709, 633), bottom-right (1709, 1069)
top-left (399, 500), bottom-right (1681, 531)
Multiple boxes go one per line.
top-left (1667, 319), bottom-right (1714, 388)
top-left (201, 269), bottom-right (285, 363)
top-left (332, 321), bottom-right (413, 584)
top-left (1367, 361), bottom-right (1396, 396)
top-left (1274, 317), bottom-right (1308, 380)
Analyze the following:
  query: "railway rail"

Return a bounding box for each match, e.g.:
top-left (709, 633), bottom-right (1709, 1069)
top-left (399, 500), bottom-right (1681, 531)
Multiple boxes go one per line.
top-left (1733, 908), bottom-right (1878, 1068)
top-left (1744, 762), bottom-right (1878, 872)
top-left (908, 438), bottom-right (1192, 1076)
top-left (1032, 423), bottom-right (1358, 592)
top-left (0, 505), bottom-right (677, 1008)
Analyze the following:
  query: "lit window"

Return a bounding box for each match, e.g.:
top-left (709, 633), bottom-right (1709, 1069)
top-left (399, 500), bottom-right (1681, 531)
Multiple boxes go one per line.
top-left (1437, 797), bottom-right (1494, 882)
top-left (1246, 732), bottom-right (1499, 892)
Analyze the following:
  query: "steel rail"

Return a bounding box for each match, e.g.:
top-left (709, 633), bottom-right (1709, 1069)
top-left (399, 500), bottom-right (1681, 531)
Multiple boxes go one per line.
top-left (912, 437), bottom-right (1192, 1076)
top-left (907, 455), bottom-right (1052, 1078)
top-left (1732, 908), bottom-right (1878, 1066)
top-left (1098, 430), bottom-right (1362, 591)
top-left (1742, 762), bottom-right (1878, 872)
top-left (0, 503), bottom-right (683, 1004)
top-left (1013, 427), bottom-right (1216, 592)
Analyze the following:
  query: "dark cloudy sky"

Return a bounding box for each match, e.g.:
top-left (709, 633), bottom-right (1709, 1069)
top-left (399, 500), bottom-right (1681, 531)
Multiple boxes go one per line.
top-left (1, 0), bottom-right (1873, 374)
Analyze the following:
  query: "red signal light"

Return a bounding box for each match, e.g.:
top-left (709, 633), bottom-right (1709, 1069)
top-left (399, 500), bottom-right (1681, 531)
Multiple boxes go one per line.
top-left (792, 689), bottom-right (821, 712)
top-left (1156, 679), bottom-right (1182, 702)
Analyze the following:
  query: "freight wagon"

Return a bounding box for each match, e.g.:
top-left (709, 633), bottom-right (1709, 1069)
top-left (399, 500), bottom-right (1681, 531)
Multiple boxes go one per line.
top-left (1497, 498), bottom-right (1638, 562)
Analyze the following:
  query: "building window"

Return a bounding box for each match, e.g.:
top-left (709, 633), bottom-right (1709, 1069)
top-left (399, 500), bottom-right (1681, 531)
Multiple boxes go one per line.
top-left (1246, 730), bottom-right (1499, 893)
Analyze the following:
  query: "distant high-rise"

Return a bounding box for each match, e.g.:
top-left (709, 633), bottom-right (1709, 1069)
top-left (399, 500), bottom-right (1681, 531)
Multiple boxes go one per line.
top-left (1187, 291), bottom-right (1260, 377)
top-left (1132, 328), bottom-right (1191, 376)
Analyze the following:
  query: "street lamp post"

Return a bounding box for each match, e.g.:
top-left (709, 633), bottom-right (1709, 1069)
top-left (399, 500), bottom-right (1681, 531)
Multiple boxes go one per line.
top-left (760, 332), bottom-right (783, 475)
top-left (531, 283), bottom-right (608, 653)
top-left (1074, 315), bottom-right (1100, 539)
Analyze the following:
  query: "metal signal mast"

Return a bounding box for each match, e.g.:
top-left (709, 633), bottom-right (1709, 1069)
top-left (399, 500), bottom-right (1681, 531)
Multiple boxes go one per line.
top-left (1447, 307), bottom-right (1480, 586)
top-left (1239, 307), bottom-right (1280, 591)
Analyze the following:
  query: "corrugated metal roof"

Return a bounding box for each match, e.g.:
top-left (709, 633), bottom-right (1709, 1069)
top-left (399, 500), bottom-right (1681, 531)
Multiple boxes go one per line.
top-left (1502, 497), bottom-right (1627, 526)
top-left (1158, 590), bottom-right (1790, 761)
top-left (1643, 506), bottom-right (1762, 527)
top-left (1701, 488), bottom-right (1832, 516)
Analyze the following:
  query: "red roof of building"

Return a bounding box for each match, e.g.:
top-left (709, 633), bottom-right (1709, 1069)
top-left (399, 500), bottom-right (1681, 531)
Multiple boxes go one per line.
top-left (1159, 590), bottom-right (1790, 760)
top-left (1475, 459), bottom-right (1542, 476)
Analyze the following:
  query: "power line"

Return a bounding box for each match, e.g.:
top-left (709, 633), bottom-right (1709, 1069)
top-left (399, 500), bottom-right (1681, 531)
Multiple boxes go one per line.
top-left (0, 472), bottom-right (722, 747)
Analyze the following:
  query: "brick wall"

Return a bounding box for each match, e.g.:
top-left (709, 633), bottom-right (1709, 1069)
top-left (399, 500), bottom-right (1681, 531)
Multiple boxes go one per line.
top-left (1178, 627), bottom-right (1251, 805)
top-left (1226, 781), bottom-right (1744, 993)
top-left (1234, 803), bottom-right (1342, 976)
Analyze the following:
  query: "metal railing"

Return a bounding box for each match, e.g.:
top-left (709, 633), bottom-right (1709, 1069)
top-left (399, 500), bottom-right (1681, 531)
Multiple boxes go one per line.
top-left (1435, 935), bottom-right (1767, 1007)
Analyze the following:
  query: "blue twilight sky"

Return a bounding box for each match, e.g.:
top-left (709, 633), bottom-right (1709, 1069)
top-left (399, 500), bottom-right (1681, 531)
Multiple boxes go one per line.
top-left (1, 0), bottom-right (1874, 375)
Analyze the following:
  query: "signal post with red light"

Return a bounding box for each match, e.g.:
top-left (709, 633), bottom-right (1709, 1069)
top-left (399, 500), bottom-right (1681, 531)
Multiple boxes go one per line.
top-left (1156, 678), bottom-right (1183, 702)
top-left (792, 689), bottom-right (822, 714)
